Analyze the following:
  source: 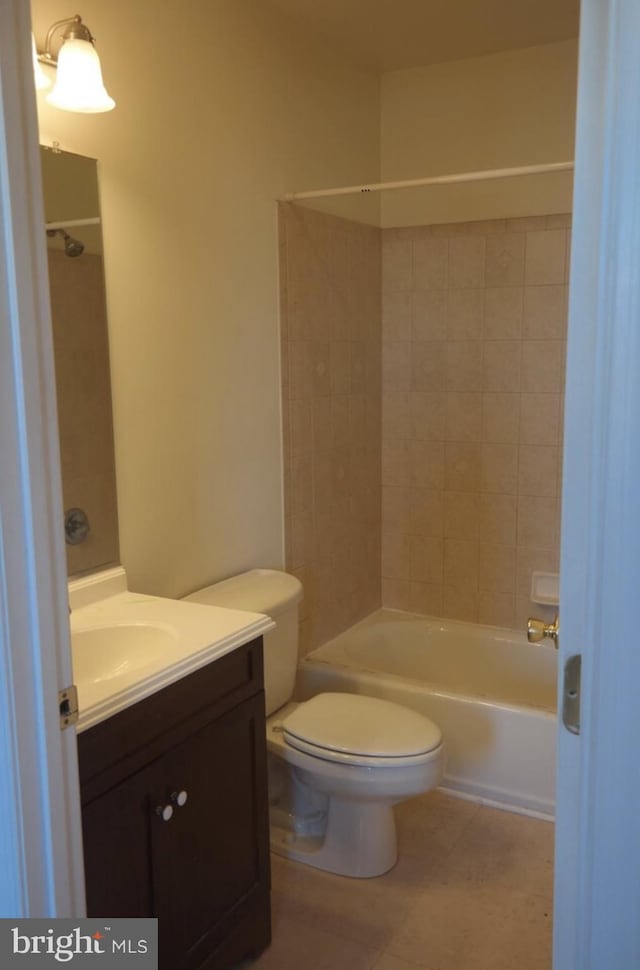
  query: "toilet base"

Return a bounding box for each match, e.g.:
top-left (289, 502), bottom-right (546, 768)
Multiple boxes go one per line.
top-left (270, 797), bottom-right (398, 878)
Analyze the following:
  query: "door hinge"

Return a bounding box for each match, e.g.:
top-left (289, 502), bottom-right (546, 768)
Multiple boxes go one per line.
top-left (59, 685), bottom-right (79, 729)
top-left (562, 655), bottom-right (581, 735)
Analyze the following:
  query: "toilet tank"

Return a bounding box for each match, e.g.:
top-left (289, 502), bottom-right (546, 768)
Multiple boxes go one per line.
top-left (183, 569), bottom-right (303, 716)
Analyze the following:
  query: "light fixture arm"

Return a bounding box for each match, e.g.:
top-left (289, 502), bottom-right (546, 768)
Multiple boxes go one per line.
top-left (39, 15), bottom-right (94, 66)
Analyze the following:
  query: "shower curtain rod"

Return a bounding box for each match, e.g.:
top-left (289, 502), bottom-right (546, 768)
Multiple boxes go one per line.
top-left (280, 160), bottom-right (574, 202)
top-left (44, 217), bottom-right (101, 231)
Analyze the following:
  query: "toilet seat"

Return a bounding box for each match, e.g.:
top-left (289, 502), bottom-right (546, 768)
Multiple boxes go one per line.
top-left (281, 692), bottom-right (443, 768)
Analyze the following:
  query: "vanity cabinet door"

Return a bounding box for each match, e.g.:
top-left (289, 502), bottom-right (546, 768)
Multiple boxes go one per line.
top-left (79, 638), bottom-right (270, 969)
top-left (150, 691), bottom-right (270, 970)
top-left (82, 763), bottom-right (155, 918)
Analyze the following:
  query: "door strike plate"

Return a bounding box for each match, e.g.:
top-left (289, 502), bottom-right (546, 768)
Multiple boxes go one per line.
top-left (562, 655), bottom-right (581, 735)
top-left (59, 685), bottom-right (79, 729)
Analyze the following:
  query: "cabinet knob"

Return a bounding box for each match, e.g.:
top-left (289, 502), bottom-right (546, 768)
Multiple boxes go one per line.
top-left (170, 790), bottom-right (188, 808)
top-left (155, 804), bottom-right (174, 822)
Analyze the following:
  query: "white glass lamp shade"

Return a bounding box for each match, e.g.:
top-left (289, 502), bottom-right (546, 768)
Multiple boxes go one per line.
top-left (32, 33), bottom-right (52, 90)
top-left (46, 38), bottom-right (115, 113)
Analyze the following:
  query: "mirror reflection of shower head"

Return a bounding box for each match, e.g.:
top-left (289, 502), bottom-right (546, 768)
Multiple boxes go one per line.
top-left (46, 227), bottom-right (85, 257)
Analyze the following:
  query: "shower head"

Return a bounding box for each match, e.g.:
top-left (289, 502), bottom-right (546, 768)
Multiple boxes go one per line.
top-left (46, 227), bottom-right (85, 258)
top-left (63, 231), bottom-right (84, 257)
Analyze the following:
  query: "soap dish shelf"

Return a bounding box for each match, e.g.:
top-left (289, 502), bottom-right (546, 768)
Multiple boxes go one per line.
top-left (530, 571), bottom-right (559, 607)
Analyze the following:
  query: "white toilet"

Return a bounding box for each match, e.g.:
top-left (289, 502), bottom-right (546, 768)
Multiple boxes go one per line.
top-left (184, 569), bottom-right (444, 878)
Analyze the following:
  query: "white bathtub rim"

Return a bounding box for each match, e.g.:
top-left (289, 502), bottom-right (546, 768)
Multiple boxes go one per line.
top-left (307, 607), bottom-right (557, 715)
top-left (330, 605), bottom-right (530, 643)
top-left (301, 657), bottom-right (557, 718)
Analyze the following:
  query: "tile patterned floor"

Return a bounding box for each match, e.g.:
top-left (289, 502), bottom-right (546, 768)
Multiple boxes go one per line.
top-left (252, 791), bottom-right (554, 970)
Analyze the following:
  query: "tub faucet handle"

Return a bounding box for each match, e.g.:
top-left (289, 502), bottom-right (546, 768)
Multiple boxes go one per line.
top-left (527, 614), bottom-right (559, 648)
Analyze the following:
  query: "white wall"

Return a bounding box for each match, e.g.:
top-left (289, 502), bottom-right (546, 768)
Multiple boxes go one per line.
top-left (381, 40), bottom-right (578, 227)
top-left (31, 0), bottom-right (380, 597)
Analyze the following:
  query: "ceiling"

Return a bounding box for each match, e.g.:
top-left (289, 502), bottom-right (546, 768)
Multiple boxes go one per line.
top-left (268, 0), bottom-right (580, 72)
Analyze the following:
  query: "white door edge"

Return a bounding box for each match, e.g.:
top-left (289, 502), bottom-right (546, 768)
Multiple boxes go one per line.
top-left (555, 0), bottom-right (640, 965)
top-left (0, 3), bottom-right (85, 916)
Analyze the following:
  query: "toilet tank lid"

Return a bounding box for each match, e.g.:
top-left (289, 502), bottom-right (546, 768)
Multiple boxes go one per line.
top-left (183, 569), bottom-right (302, 618)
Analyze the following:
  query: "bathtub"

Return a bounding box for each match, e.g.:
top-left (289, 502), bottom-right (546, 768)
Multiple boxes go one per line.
top-left (297, 609), bottom-right (557, 819)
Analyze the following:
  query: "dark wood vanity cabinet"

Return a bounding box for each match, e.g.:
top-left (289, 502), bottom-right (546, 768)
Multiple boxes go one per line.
top-left (77, 638), bottom-right (271, 970)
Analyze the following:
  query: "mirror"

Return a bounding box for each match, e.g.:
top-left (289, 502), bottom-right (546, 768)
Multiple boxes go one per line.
top-left (41, 145), bottom-right (119, 576)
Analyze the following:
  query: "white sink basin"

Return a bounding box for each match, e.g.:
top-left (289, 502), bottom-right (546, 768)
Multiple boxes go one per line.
top-left (73, 623), bottom-right (178, 685)
top-left (67, 568), bottom-right (275, 731)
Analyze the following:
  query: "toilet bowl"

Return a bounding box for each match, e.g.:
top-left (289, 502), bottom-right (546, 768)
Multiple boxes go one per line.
top-left (267, 692), bottom-right (443, 877)
top-left (183, 570), bottom-right (444, 878)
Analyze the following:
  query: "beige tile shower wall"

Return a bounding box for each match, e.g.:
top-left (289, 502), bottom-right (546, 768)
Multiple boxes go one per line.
top-left (381, 216), bottom-right (569, 630)
top-left (280, 204), bottom-right (382, 655)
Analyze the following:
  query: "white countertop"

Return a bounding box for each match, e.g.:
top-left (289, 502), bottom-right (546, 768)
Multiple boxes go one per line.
top-left (69, 569), bottom-right (274, 732)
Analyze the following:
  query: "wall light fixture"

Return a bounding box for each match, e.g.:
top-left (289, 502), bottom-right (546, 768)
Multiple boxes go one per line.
top-left (35, 14), bottom-right (115, 113)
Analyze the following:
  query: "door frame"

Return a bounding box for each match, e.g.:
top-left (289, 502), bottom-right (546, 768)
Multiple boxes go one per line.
top-left (554, 0), bottom-right (640, 965)
top-left (0, 1), bottom-right (85, 915)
